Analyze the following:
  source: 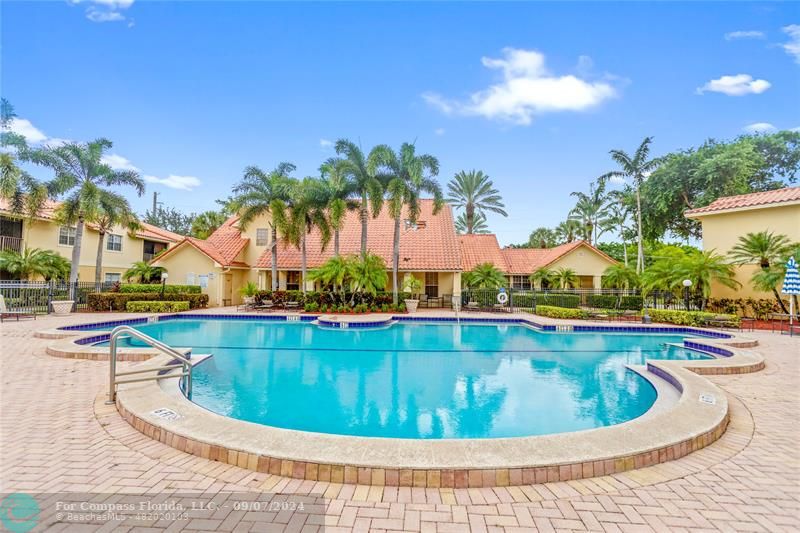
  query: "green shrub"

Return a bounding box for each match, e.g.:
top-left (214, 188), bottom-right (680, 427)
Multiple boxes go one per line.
top-left (118, 284), bottom-right (201, 294)
top-left (619, 295), bottom-right (643, 310)
top-left (585, 294), bottom-right (643, 310)
top-left (88, 292), bottom-right (208, 311)
top-left (648, 309), bottom-right (740, 327)
top-left (126, 301), bottom-right (190, 313)
top-left (534, 305), bottom-right (589, 319)
top-left (536, 293), bottom-right (580, 308)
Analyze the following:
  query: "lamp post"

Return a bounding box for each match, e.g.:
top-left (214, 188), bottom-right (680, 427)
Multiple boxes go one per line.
top-left (160, 272), bottom-right (169, 299)
top-left (682, 279), bottom-right (692, 312)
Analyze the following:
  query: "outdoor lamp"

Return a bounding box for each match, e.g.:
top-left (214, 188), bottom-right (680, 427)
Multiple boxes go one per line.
top-left (683, 279), bottom-right (692, 311)
top-left (161, 272), bottom-right (169, 298)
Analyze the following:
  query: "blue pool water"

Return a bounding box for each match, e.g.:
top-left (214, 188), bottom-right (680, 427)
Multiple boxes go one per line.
top-left (108, 319), bottom-right (710, 439)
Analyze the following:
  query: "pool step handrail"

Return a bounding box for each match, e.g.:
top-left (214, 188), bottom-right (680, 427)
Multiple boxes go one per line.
top-left (107, 325), bottom-right (193, 403)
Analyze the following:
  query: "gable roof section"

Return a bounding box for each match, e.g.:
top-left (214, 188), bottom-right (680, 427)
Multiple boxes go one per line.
top-left (458, 234), bottom-right (509, 271)
top-left (685, 186), bottom-right (800, 217)
top-left (256, 200), bottom-right (462, 271)
top-left (151, 216), bottom-right (249, 267)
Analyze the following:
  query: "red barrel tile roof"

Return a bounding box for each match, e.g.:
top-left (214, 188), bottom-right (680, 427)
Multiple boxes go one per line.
top-left (685, 186), bottom-right (800, 216)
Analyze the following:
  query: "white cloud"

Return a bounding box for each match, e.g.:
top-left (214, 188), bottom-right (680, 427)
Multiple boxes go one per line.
top-left (791, 126), bottom-right (800, 132)
top-left (724, 30), bottom-right (765, 40)
top-left (434, 128), bottom-right (446, 136)
top-left (423, 48), bottom-right (617, 125)
top-left (69, 0), bottom-right (134, 23)
top-left (102, 153), bottom-right (140, 171)
top-left (319, 139), bottom-right (333, 149)
top-left (696, 74), bottom-right (771, 96)
top-left (608, 175), bottom-right (627, 185)
top-left (5, 118), bottom-right (48, 144)
top-left (782, 24), bottom-right (800, 63)
top-left (144, 175), bottom-right (201, 191)
top-left (743, 122), bottom-right (777, 134)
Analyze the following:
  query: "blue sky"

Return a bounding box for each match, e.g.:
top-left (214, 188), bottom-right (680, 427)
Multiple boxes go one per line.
top-left (3, 1), bottom-right (799, 245)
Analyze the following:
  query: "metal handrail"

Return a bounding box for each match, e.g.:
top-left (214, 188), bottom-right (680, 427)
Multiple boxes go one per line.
top-left (107, 325), bottom-right (192, 403)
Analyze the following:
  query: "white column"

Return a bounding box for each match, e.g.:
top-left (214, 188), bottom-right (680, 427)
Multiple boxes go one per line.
top-left (593, 275), bottom-right (602, 289)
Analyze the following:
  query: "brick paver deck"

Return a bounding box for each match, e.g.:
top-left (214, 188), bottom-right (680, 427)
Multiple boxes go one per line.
top-left (1, 313), bottom-right (798, 532)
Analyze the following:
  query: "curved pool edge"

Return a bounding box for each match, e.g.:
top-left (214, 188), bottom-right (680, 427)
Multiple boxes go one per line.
top-left (112, 331), bottom-right (763, 487)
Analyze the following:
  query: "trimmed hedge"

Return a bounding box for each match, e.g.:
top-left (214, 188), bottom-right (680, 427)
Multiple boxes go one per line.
top-left (119, 284), bottom-right (201, 294)
top-left (255, 290), bottom-right (406, 307)
top-left (586, 294), bottom-right (643, 310)
top-left (535, 293), bottom-right (580, 309)
top-left (534, 305), bottom-right (589, 319)
top-left (647, 309), bottom-right (740, 327)
top-left (126, 301), bottom-right (190, 313)
top-left (88, 292), bottom-right (208, 311)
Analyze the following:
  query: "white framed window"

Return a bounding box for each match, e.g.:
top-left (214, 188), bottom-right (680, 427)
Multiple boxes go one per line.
top-left (198, 275), bottom-right (209, 289)
top-left (106, 233), bottom-right (123, 252)
top-left (256, 228), bottom-right (269, 246)
top-left (58, 226), bottom-right (76, 246)
top-left (511, 275), bottom-right (531, 290)
top-left (425, 272), bottom-right (438, 297)
top-left (186, 272), bottom-right (196, 285)
top-left (105, 273), bottom-right (121, 283)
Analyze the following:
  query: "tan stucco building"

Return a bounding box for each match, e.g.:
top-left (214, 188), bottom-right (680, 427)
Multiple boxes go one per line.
top-left (0, 199), bottom-right (181, 281)
top-left (685, 186), bottom-right (800, 298)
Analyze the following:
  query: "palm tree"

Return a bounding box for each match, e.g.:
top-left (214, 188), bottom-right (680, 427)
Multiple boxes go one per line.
top-left (528, 227), bottom-right (556, 248)
top-left (554, 219), bottom-right (582, 244)
top-left (674, 250), bottom-right (740, 308)
top-left (123, 261), bottom-right (166, 283)
top-left (730, 231), bottom-right (794, 313)
top-left (272, 177), bottom-right (331, 294)
top-left (529, 267), bottom-right (556, 289)
top-left (0, 248), bottom-right (70, 280)
top-left (319, 157), bottom-right (356, 256)
top-left (600, 189), bottom-right (633, 266)
top-left (334, 139), bottom-right (384, 257)
top-left (601, 264), bottom-right (639, 290)
top-left (308, 255), bottom-right (353, 298)
top-left (190, 210), bottom-right (227, 239)
top-left (81, 193), bottom-right (140, 285)
top-left (455, 211), bottom-right (489, 234)
top-left (348, 253), bottom-right (389, 299)
top-left (230, 162), bottom-right (295, 291)
top-left (446, 170), bottom-right (507, 234)
top-left (599, 137), bottom-right (661, 273)
top-left (554, 267), bottom-right (579, 289)
top-left (569, 181), bottom-right (607, 244)
top-left (369, 142), bottom-right (443, 305)
top-left (463, 263), bottom-right (507, 289)
top-left (20, 139), bottom-right (145, 287)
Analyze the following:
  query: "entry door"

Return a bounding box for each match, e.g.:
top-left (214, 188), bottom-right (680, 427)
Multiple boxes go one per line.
top-left (223, 273), bottom-right (233, 305)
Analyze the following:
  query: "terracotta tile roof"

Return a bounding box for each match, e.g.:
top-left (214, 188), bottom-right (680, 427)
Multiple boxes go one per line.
top-left (154, 216), bottom-right (249, 267)
top-left (458, 234), bottom-right (509, 271)
top-left (459, 236), bottom-right (617, 275)
top-left (0, 198), bottom-right (60, 220)
top-left (685, 186), bottom-right (800, 216)
top-left (256, 200), bottom-right (462, 271)
top-left (135, 222), bottom-right (182, 243)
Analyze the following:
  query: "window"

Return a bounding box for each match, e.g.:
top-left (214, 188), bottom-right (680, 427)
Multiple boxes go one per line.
top-left (105, 273), bottom-right (121, 283)
top-left (106, 234), bottom-right (123, 252)
top-left (58, 226), bottom-right (76, 246)
top-left (286, 271), bottom-right (301, 291)
top-left (511, 275), bottom-right (531, 290)
top-left (198, 275), bottom-right (209, 289)
top-left (256, 228), bottom-right (269, 246)
top-left (425, 272), bottom-right (438, 297)
top-left (186, 272), bottom-right (196, 285)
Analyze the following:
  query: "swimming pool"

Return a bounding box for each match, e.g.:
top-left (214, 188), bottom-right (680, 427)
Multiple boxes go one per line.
top-left (106, 318), bottom-right (711, 439)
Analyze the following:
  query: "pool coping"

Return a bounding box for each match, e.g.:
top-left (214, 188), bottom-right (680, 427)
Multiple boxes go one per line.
top-left (77, 312), bottom-right (765, 487)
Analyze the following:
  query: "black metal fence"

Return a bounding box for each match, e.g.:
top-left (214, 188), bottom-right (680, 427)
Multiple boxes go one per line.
top-left (0, 281), bottom-right (116, 314)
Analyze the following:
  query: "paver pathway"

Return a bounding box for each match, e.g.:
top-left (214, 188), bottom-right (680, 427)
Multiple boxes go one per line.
top-left (1, 313), bottom-right (798, 532)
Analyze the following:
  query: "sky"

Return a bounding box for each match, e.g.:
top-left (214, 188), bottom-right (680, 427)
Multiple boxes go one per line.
top-left (2, 1), bottom-right (799, 246)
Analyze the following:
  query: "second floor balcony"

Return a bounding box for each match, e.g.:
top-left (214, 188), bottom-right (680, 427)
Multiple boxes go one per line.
top-left (0, 235), bottom-right (23, 253)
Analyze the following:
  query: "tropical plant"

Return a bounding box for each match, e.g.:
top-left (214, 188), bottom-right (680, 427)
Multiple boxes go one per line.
top-left (20, 139), bottom-right (145, 286)
top-left (672, 250), bottom-right (740, 306)
top-left (239, 281), bottom-right (259, 298)
top-left (729, 231), bottom-right (795, 313)
top-left (463, 263), bottom-right (507, 289)
top-left (403, 274), bottom-right (423, 298)
top-left (123, 261), bottom-right (166, 283)
top-left (334, 139), bottom-right (385, 256)
top-left (82, 193), bottom-right (140, 285)
top-left (553, 267), bottom-right (579, 289)
top-left (319, 157), bottom-right (356, 256)
top-left (599, 189), bottom-right (634, 266)
top-left (142, 205), bottom-right (193, 235)
top-left (601, 264), bottom-right (639, 289)
top-left (190, 210), bottom-right (228, 239)
top-left (368, 142), bottom-right (443, 304)
top-left (0, 247), bottom-right (70, 280)
top-left (230, 162), bottom-right (295, 291)
top-left (528, 227), bottom-right (557, 248)
top-left (348, 253), bottom-right (388, 298)
top-left (308, 255), bottom-right (353, 296)
top-left (599, 137), bottom-right (662, 273)
top-left (529, 267), bottom-right (556, 289)
top-left (271, 177), bottom-right (331, 293)
top-left (569, 181), bottom-right (608, 244)
top-left (446, 170), bottom-right (507, 235)
top-left (455, 211), bottom-right (489, 234)
top-left (554, 219), bottom-right (582, 244)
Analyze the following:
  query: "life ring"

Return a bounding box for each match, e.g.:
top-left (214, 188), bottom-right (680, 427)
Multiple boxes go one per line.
top-left (497, 292), bottom-right (509, 305)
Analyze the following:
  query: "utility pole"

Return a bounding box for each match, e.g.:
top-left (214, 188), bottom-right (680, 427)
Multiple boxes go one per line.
top-left (152, 192), bottom-right (161, 215)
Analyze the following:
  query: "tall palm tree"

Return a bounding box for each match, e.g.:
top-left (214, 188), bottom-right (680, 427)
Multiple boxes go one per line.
top-left (601, 264), bottom-right (639, 290)
top-left (600, 189), bottom-right (633, 266)
top-left (463, 263), bottom-right (507, 289)
top-left (319, 157), bottom-right (356, 256)
top-left (334, 139), bottom-right (384, 257)
top-left (446, 170), bottom-right (507, 235)
top-left (599, 137), bottom-right (661, 273)
top-left (729, 231), bottom-right (794, 313)
top-left (569, 181), bottom-right (608, 244)
top-left (80, 192), bottom-right (140, 285)
top-left (554, 219), bottom-right (582, 244)
top-left (369, 142), bottom-right (443, 304)
top-left (231, 162), bottom-right (295, 291)
top-left (272, 177), bottom-right (331, 294)
top-left (20, 139), bottom-right (145, 287)
top-left (190, 210), bottom-right (228, 239)
top-left (528, 227), bottom-right (556, 248)
top-left (0, 247), bottom-right (70, 280)
top-left (455, 211), bottom-right (489, 234)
